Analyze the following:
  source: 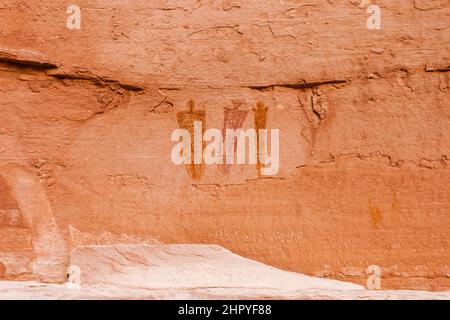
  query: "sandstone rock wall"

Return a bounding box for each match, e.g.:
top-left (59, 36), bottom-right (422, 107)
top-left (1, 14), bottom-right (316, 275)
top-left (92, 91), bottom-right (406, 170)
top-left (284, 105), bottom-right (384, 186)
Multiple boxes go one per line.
top-left (0, 0), bottom-right (449, 290)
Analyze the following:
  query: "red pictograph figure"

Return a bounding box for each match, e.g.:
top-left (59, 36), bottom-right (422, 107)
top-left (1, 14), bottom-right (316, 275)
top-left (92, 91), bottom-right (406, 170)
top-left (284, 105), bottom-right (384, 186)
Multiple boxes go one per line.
top-left (176, 100), bottom-right (206, 180)
top-left (253, 102), bottom-right (268, 176)
top-left (220, 99), bottom-right (249, 173)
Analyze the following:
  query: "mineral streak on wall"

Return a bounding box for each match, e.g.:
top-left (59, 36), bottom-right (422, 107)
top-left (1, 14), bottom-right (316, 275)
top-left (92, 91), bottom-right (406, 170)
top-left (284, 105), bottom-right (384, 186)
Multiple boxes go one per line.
top-left (0, 0), bottom-right (449, 290)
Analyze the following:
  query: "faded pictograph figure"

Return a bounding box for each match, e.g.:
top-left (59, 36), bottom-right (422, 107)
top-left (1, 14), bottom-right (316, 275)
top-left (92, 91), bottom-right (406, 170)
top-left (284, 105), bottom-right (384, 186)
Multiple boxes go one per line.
top-left (221, 99), bottom-right (249, 173)
top-left (296, 87), bottom-right (329, 130)
top-left (176, 100), bottom-right (206, 180)
top-left (311, 87), bottom-right (329, 121)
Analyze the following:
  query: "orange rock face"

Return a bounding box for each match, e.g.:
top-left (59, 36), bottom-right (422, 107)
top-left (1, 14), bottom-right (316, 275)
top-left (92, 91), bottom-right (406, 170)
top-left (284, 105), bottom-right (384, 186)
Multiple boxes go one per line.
top-left (0, 0), bottom-right (449, 290)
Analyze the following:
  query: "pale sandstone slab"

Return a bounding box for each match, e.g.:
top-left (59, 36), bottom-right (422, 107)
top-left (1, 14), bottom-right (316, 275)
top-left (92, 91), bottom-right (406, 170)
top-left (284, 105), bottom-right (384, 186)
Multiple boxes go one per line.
top-left (70, 244), bottom-right (364, 291)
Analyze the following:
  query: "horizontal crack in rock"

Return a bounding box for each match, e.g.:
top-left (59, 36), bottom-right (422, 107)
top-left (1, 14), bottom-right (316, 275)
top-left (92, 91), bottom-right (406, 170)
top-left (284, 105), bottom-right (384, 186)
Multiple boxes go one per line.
top-left (47, 69), bottom-right (145, 92)
top-left (0, 48), bottom-right (59, 70)
top-left (425, 64), bottom-right (450, 73)
top-left (248, 79), bottom-right (348, 91)
top-left (0, 47), bottom-right (145, 92)
top-left (314, 152), bottom-right (450, 170)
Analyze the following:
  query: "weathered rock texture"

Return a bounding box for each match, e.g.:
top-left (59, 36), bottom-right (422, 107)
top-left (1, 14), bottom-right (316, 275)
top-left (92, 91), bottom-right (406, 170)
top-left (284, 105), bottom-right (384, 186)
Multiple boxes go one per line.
top-left (0, 0), bottom-right (449, 291)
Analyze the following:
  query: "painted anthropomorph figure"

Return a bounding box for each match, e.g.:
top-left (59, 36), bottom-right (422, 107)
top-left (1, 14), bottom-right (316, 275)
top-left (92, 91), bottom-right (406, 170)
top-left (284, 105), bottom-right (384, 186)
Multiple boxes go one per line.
top-left (253, 102), bottom-right (269, 176)
top-left (221, 99), bottom-right (249, 173)
top-left (176, 100), bottom-right (206, 180)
